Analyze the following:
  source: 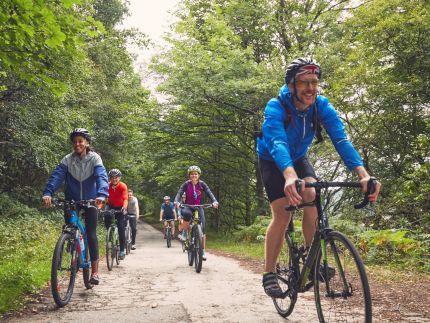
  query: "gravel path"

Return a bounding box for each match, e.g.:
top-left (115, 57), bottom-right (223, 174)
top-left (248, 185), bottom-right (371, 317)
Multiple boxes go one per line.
top-left (5, 221), bottom-right (319, 323)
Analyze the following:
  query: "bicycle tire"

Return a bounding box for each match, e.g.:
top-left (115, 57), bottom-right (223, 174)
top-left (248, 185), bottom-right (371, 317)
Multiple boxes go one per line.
top-left (181, 239), bottom-right (186, 253)
top-left (187, 230), bottom-right (194, 266)
top-left (194, 225), bottom-right (203, 273)
top-left (166, 227), bottom-right (172, 248)
top-left (51, 232), bottom-right (77, 307)
top-left (106, 226), bottom-right (114, 271)
top-left (126, 224), bottom-right (132, 255)
top-left (83, 242), bottom-right (92, 289)
top-left (314, 231), bottom-right (372, 323)
top-left (114, 228), bottom-right (120, 265)
top-left (273, 231), bottom-right (298, 317)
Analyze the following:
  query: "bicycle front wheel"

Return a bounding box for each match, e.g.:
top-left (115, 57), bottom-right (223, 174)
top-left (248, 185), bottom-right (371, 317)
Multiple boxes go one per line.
top-left (126, 225), bottom-right (132, 254)
top-left (166, 227), bottom-right (171, 248)
top-left (51, 232), bottom-right (78, 307)
top-left (194, 225), bottom-right (203, 273)
top-left (106, 226), bottom-right (114, 271)
top-left (314, 231), bottom-right (372, 323)
top-left (273, 232), bottom-right (297, 317)
top-left (114, 229), bottom-right (120, 265)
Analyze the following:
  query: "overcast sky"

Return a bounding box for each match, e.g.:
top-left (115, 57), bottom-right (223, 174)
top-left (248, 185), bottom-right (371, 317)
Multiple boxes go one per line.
top-left (120, 0), bottom-right (179, 65)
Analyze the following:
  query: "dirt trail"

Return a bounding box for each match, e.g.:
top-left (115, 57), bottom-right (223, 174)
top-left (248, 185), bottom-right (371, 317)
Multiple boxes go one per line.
top-left (4, 222), bottom-right (322, 323)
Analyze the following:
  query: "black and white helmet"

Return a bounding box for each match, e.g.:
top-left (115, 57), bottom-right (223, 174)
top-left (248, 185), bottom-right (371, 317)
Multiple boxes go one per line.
top-left (70, 128), bottom-right (91, 143)
top-left (163, 196), bottom-right (171, 201)
top-left (108, 168), bottom-right (122, 177)
top-left (285, 57), bottom-right (321, 84)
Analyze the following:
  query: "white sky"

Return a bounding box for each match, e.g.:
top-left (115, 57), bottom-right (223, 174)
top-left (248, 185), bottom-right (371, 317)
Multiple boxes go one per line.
top-left (120, 0), bottom-right (180, 77)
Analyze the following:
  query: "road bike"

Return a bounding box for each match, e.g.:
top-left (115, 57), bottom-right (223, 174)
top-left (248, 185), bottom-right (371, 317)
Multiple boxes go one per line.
top-left (51, 199), bottom-right (97, 307)
top-left (180, 204), bottom-right (212, 273)
top-left (103, 209), bottom-right (121, 271)
top-left (273, 178), bottom-right (377, 322)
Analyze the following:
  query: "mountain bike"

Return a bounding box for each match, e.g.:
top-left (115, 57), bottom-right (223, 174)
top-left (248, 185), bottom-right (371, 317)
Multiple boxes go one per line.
top-left (103, 209), bottom-right (121, 271)
top-left (180, 204), bottom-right (212, 273)
top-left (125, 216), bottom-right (132, 254)
top-left (273, 178), bottom-right (376, 322)
top-left (51, 199), bottom-right (97, 307)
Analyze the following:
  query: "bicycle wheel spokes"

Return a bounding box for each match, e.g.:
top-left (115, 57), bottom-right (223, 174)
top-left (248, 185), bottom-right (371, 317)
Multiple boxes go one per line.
top-left (273, 234), bottom-right (297, 317)
top-left (51, 233), bottom-right (77, 307)
top-left (314, 231), bottom-right (372, 322)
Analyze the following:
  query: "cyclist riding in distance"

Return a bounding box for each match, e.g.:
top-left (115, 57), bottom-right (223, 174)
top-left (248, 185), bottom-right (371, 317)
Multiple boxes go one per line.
top-left (174, 166), bottom-right (219, 261)
top-left (42, 128), bottom-right (108, 285)
top-left (256, 57), bottom-right (381, 298)
top-left (159, 196), bottom-right (177, 239)
top-left (105, 168), bottom-right (128, 260)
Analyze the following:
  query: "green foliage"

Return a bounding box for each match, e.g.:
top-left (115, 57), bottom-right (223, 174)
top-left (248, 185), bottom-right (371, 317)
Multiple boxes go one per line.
top-left (0, 194), bottom-right (60, 314)
top-left (233, 216), bottom-right (271, 242)
top-left (357, 229), bottom-right (429, 271)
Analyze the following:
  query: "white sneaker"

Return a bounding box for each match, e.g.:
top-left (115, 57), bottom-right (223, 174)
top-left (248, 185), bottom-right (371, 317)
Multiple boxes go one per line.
top-left (131, 245), bottom-right (136, 250)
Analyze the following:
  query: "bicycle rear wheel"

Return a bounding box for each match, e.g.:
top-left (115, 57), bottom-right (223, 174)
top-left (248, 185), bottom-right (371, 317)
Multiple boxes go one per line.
top-left (194, 225), bottom-right (203, 273)
top-left (314, 231), bottom-right (372, 323)
top-left (106, 226), bottom-right (114, 271)
top-left (273, 231), bottom-right (298, 317)
top-left (51, 232), bottom-right (78, 307)
top-left (166, 227), bottom-right (172, 248)
top-left (82, 244), bottom-right (92, 289)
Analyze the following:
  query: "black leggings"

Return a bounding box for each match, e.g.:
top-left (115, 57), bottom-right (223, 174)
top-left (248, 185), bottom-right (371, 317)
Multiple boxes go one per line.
top-left (115, 211), bottom-right (126, 252)
top-left (181, 206), bottom-right (206, 234)
top-left (64, 206), bottom-right (99, 261)
top-left (129, 215), bottom-right (137, 244)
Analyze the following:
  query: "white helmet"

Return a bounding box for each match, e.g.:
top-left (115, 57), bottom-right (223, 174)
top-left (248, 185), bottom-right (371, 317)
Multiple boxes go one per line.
top-left (163, 196), bottom-right (170, 201)
top-left (187, 165), bottom-right (201, 175)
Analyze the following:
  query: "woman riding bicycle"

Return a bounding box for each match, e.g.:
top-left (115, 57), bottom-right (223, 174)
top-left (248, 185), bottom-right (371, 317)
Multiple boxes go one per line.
top-left (42, 128), bottom-right (108, 285)
top-left (174, 166), bottom-right (219, 260)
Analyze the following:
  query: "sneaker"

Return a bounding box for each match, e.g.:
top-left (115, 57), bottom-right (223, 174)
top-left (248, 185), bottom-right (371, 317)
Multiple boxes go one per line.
top-left (262, 272), bottom-right (284, 298)
top-left (90, 273), bottom-right (100, 285)
top-left (131, 245), bottom-right (136, 250)
top-left (202, 249), bottom-right (207, 261)
top-left (119, 251), bottom-right (125, 260)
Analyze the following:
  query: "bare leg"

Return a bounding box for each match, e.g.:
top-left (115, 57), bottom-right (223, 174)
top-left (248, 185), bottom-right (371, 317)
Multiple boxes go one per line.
top-left (264, 197), bottom-right (291, 272)
top-left (302, 177), bottom-right (317, 247)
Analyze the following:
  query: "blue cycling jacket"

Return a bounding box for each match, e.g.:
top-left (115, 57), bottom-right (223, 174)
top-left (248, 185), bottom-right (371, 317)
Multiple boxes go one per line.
top-left (256, 85), bottom-right (363, 173)
top-left (43, 151), bottom-right (109, 201)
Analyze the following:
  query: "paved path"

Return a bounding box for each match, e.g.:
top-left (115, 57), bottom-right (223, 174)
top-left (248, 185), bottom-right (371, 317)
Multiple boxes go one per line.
top-left (5, 222), bottom-right (319, 323)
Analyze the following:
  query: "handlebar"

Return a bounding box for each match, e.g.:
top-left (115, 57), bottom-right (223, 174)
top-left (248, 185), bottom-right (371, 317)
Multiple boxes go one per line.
top-left (287, 177), bottom-right (377, 210)
top-left (52, 198), bottom-right (98, 208)
top-left (179, 204), bottom-right (213, 208)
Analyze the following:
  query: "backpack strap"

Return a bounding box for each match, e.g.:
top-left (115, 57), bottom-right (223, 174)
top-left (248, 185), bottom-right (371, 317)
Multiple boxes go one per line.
top-left (277, 96), bottom-right (292, 129)
top-left (312, 99), bottom-right (324, 144)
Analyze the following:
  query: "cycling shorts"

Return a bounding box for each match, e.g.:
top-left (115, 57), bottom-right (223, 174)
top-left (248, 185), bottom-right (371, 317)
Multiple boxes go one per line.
top-left (259, 156), bottom-right (317, 203)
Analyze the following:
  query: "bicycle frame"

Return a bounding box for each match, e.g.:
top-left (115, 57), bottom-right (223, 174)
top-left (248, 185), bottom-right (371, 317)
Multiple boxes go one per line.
top-left (66, 208), bottom-right (90, 270)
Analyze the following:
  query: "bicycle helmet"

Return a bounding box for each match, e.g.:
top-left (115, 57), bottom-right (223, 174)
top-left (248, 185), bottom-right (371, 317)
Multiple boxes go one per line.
top-left (70, 128), bottom-right (91, 143)
top-left (187, 165), bottom-right (201, 175)
top-left (163, 196), bottom-right (171, 201)
top-left (285, 57), bottom-right (321, 84)
top-left (108, 168), bottom-right (122, 177)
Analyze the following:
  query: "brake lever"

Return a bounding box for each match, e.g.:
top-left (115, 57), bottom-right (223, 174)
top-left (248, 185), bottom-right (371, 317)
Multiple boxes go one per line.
top-left (354, 177), bottom-right (377, 209)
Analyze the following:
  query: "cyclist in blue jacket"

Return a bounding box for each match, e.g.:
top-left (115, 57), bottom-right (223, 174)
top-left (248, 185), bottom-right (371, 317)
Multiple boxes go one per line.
top-left (42, 128), bottom-right (108, 285)
top-left (257, 58), bottom-right (381, 298)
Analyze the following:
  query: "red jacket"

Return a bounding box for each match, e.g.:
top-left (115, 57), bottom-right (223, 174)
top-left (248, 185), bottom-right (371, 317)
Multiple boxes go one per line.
top-left (107, 181), bottom-right (128, 208)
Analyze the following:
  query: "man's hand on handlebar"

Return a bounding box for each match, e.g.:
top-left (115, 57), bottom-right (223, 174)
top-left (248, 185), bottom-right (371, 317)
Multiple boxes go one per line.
top-left (212, 202), bottom-right (219, 209)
